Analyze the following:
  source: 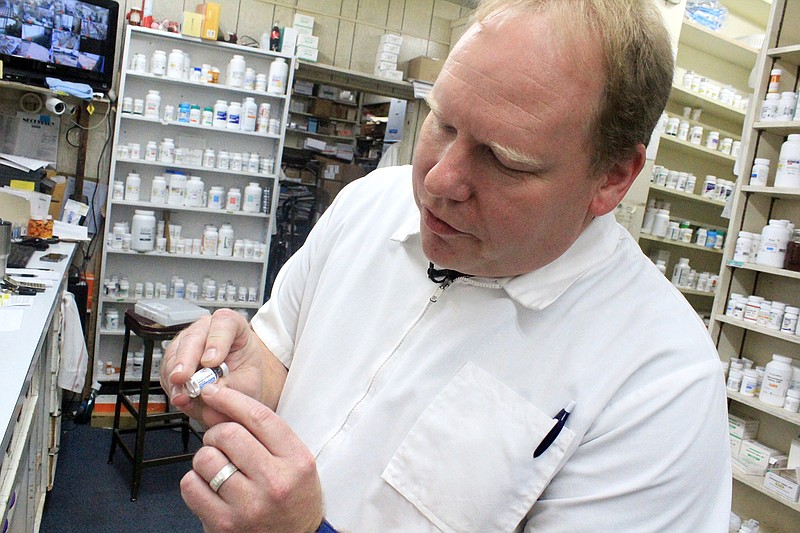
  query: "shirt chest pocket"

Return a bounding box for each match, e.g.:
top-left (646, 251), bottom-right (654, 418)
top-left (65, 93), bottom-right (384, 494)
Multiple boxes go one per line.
top-left (381, 362), bottom-right (575, 533)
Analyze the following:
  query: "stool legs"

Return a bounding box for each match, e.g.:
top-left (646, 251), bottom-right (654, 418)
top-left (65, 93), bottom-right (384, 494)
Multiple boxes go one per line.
top-left (108, 325), bottom-right (132, 464)
top-left (129, 337), bottom-right (155, 501)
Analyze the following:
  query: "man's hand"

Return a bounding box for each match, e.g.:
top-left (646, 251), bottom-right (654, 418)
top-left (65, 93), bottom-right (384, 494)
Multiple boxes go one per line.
top-left (181, 383), bottom-right (324, 533)
top-left (160, 308), bottom-right (288, 427)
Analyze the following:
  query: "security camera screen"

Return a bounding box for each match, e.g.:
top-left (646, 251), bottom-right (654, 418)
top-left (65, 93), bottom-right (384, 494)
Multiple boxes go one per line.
top-left (0, 0), bottom-right (110, 72)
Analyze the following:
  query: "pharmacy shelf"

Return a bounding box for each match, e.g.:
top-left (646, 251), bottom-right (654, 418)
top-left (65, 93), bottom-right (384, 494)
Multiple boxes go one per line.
top-left (105, 249), bottom-right (263, 263)
top-left (678, 287), bottom-right (716, 298)
top-left (112, 199), bottom-right (270, 218)
top-left (727, 389), bottom-right (800, 426)
top-left (120, 114), bottom-right (283, 140)
top-left (115, 157), bottom-right (277, 179)
top-left (724, 0), bottom-right (773, 26)
top-left (659, 133), bottom-right (739, 164)
top-left (715, 314), bottom-right (800, 346)
top-left (725, 259), bottom-right (800, 280)
top-left (664, 111), bottom-right (743, 142)
top-left (753, 120), bottom-right (800, 135)
top-left (96, 373), bottom-right (161, 384)
top-left (649, 183), bottom-right (727, 207)
top-left (680, 20), bottom-right (760, 70)
top-left (291, 92), bottom-right (358, 107)
top-left (124, 71), bottom-right (290, 101)
top-left (289, 111), bottom-right (358, 124)
top-left (767, 44), bottom-right (800, 66)
top-left (741, 185), bottom-right (800, 200)
top-left (639, 234), bottom-right (725, 254)
top-left (286, 127), bottom-right (355, 141)
top-left (669, 85), bottom-right (748, 123)
top-left (732, 471), bottom-right (800, 513)
top-left (99, 296), bottom-right (262, 309)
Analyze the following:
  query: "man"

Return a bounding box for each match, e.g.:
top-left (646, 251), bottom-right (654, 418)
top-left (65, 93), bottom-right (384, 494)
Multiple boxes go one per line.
top-left (162, 1), bottom-right (732, 531)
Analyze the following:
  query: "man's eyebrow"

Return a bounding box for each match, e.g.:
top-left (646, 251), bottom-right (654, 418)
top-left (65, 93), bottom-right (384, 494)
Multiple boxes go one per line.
top-left (489, 142), bottom-right (544, 169)
top-left (424, 94), bottom-right (442, 117)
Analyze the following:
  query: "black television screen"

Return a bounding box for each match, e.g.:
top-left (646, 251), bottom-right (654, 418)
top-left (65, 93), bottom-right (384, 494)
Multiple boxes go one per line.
top-left (0, 0), bottom-right (119, 92)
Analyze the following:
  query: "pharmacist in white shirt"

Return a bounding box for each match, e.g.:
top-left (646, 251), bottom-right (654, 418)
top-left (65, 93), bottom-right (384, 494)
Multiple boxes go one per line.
top-left (162, 1), bottom-right (732, 531)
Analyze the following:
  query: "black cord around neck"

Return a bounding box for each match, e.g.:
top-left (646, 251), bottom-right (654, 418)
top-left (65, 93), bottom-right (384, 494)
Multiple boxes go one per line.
top-left (427, 262), bottom-right (470, 283)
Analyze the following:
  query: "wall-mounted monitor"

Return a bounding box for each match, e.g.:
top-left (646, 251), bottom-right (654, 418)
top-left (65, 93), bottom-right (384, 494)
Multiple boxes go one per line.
top-left (0, 0), bottom-right (119, 92)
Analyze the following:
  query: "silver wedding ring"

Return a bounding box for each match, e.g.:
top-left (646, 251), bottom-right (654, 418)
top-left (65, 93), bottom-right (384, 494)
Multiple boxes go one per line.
top-left (209, 462), bottom-right (238, 493)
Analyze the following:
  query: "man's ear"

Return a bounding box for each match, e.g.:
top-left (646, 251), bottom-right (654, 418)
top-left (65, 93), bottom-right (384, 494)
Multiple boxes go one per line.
top-left (588, 144), bottom-right (646, 217)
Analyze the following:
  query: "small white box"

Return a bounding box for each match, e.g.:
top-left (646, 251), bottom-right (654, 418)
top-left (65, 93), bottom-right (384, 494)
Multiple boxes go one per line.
top-left (379, 41), bottom-right (401, 55)
top-left (294, 80), bottom-right (314, 96)
top-left (293, 13), bottom-right (314, 29)
top-left (293, 25), bottom-right (313, 36)
top-left (763, 468), bottom-right (800, 502)
top-left (297, 34), bottom-right (318, 49)
top-left (730, 434), bottom-right (744, 456)
top-left (738, 440), bottom-right (783, 475)
top-left (303, 137), bottom-right (327, 151)
top-left (789, 437), bottom-right (800, 468)
top-left (380, 33), bottom-right (403, 46)
top-left (375, 60), bottom-right (397, 72)
top-left (376, 69), bottom-right (404, 81)
top-left (134, 299), bottom-right (210, 327)
top-left (280, 26), bottom-right (298, 56)
top-left (376, 51), bottom-right (398, 63)
top-left (728, 414), bottom-right (759, 440)
top-left (296, 46), bottom-right (318, 62)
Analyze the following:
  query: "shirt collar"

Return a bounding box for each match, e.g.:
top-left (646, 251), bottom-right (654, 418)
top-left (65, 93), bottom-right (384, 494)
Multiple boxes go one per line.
top-left (391, 209), bottom-right (621, 311)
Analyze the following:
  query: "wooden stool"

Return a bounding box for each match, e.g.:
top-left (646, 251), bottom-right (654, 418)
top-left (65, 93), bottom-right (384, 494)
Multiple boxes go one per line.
top-left (107, 309), bottom-right (202, 501)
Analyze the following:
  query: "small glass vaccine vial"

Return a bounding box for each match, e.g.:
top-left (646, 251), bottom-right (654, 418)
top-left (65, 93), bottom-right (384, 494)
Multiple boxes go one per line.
top-left (184, 363), bottom-right (229, 398)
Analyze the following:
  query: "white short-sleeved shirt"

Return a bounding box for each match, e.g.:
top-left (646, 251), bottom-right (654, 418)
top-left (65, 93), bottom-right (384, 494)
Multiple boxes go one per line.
top-left (252, 166), bottom-right (731, 532)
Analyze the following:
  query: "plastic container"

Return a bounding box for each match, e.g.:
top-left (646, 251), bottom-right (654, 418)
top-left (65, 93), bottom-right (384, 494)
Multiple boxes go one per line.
top-left (185, 176), bottom-right (204, 207)
top-left (759, 354), bottom-right (794, 406)
top-left (733, 231), bottom-right (754, 262)
top-left (213, 100), bottom-right (228, 128)
top-left (144, 90), bottom-right (161, 118)
top-left (150, 50), bottom-right (166, 75)
top-left (640, 199), bottom-right (657, 234)
top-left (167, 49), bottom-right (184, 78)
top-left (243, 182), bottom-right (262, 212)
top-left (671, 257), bottom-right (690, 287)
top-left (202, 148), bottom-right (216, 168)
top-left (781, 305), bottom-right (799, 333)
top-left (202, 107), bottom-right (214, 126)
top-left (740, 369), bottom-right (759, 396)
top-left (774, 134), bottom-right (800, 188)
top-left (105, 308), bottom-right (119, 330)
top-left (227, 101), bottom-right (242, 130)
top-left (756, 219), bottom-right (791, 267)
top-left (651, 209), bottom-right (670, 238)
top-left (159, 138), bottom-right (175, 163)
top-left (124, 173), bottom-right (141, 201)
top-left (760, 93), bottom-right (780, 121)
top-left (727, 368), bottom-right (743, 392)
top-left (217, 223), bottom-right (234, 256)
top-left (167, 172), bottom-right (187, 206)
top-left (226, 188), bottom-right (241, 211)
top-left (202, 225), bottom-right (218, 256)
top-left (150, 176), bottom-right (167, 204)
top-left (241, 97), bottom-right (257, 132)
top-left (226, 55), bottom-right (246, 88)
top-left (784, 389), bottom-right (800, 412)
top-left (778, 91), bottom-right (798, 121)
top-left (267, 58), bottom-right (288, 94)
top-left (749, 158), bottom-right (771, 186)
top-left (131, 210), bottom-right (157, 252)
top-left (769, 68), bottom-right (783, 93)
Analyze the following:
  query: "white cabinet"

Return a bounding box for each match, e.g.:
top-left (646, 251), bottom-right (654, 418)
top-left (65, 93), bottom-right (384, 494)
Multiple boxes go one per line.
top-left (710, 1), bottom-right (800, 530)
top-left (637, 2), bottom-right (766, 318)
top-left (94, 26), bottom-right (294, 383)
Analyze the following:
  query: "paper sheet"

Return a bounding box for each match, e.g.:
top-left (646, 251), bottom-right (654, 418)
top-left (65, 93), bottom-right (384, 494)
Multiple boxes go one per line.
top-left (0, 308), bottom-right (25, 331)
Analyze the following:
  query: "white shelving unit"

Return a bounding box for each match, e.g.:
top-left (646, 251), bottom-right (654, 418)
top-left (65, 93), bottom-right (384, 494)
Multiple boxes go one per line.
top-left (709, 1), bottom-right (800, 530)
top-left (94, 26), bottom-right (295, 380)
top-left (637, 1), bottom-right (767, 318)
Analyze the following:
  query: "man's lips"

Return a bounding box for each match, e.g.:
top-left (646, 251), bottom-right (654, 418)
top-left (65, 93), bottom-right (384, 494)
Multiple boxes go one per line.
top-left (423, 207), bottom-right (463, 236)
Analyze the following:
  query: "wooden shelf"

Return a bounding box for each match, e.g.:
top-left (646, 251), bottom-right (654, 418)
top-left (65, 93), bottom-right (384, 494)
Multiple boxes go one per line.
top-left (768, 44), bottom-right (800, 66)
top-left (649, 183), bottom-right (727, 207)
top-left (753, 120), bottom-right (800, 136)
top-left (99, 296), bottom-right (262, 309)
top-left (733, 471), bottom-right (800, 513)
top-left (289, 110), bottom-right (358, 124)
top-left (668, 84), bottom-right (747, 124)
top-left (286, 127), bottom-right (355, 141)
top-left (678, 287), bottom-right (716, 298)
top-left (715, 314), bottom-right (800, 346)
top-left (112, 199), bottom-right (270, 218)
top-left (106, 249), bottom-right (264, 263)
top-left (639, 234), bottom-right (725, 254)
top-left (116, 157), bottom-right (276, 179)
top-left (125, 71), bottom-right (289, 101)
top-left (725, 259), bottom-right (800, 280)
top-left (742, 185), bottom-right (800, 200)
top-left (120, 114), bottom-right (283, 139)
top-left (659, 133), bottom-right (738, 164)
top-left (680, 20), bottom-right (760, 70)
top-left (727, 389), bottom-right (800, 427)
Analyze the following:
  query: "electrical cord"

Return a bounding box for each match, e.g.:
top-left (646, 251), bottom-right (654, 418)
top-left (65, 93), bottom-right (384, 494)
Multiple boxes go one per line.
top-left (80, 99), bottom-right (114, 272)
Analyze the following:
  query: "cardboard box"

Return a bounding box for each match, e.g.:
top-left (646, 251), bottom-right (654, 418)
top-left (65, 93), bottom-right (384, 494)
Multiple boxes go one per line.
top-left (315, 155), bottom-right (366, 184)
top-left (195, 2), bottom-right (221, 40)
top-left (297, 34), bottom-right (319, 49)
top-left (182, 12), bottom-right (204, 37)
top-left (317, 85), bottom-right (338, 99)
top-left (293, 13), bottom-right (315, 29)
top-left (379, 41), bottom-right (401, 55)
top-left (293, 25), bottom-right (313, 36)
top-left (737, 440), bottom-right (784, 475)
top-left (296, 46), bottom-right (318, 62)
top-left (377, 69), bottom-right (404, 81)
top-left (376, 51), bottom-right (398, 63)
top-left (380, 33), bottom-right (403, 46)
top-left (405, 56), bottom-right (444, 83)
top-left (303, 137), bottom-right (327, 151)
top-left (375, 60), bottom-right (397, 72)
top-left (295, 80), bottom-right (315, 95)
top-left (311, 99), bottom-right (333, 117)
top-left (40, 173), bottom-right (67, 219)
top-left (764, 468), bottom-right (800, 502)
top-left (789, 437), bottom-right (800, 468)
top-left (280, 26), bottom-right (298, 56)
top-left (728, 414), bottom-right (759, 440)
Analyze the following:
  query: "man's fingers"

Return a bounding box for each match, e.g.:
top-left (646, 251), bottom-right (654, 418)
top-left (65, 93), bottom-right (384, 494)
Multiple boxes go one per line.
top-left (200, 384), bottom-right (299, 457)
top-left (200, 308), bottom-right (251, 366)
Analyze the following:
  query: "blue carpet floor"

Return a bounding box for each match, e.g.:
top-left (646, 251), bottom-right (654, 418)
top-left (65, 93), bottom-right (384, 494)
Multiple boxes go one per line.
top-left (40, 418), bottom-right (203, 533)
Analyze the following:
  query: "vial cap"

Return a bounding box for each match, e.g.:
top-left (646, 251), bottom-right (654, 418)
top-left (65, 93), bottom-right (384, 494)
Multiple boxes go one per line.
top-left (773, 354), bottom-right (794, 364)
top-left (754, 158), bottom-right (770, 165)
top-left (219, 362), bottom-right (230, 378)
top-left (788, 134), bottom-right (800, 141)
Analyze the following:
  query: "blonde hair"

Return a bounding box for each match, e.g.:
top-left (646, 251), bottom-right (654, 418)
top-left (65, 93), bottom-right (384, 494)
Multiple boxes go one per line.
top-left (475, 0), bottom-right (673, 175)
